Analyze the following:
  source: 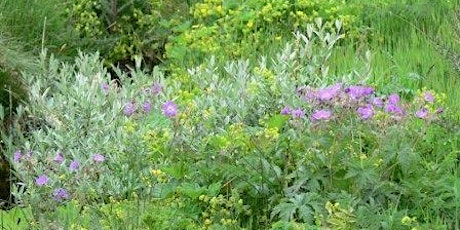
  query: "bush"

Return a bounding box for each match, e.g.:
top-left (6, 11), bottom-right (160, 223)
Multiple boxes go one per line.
top-left (67, 0), bottom-right (188, 69)
top-left (4, 20), bottom-right (459, 228)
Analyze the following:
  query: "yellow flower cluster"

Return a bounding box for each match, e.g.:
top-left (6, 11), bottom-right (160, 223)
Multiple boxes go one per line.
top-left (192, 0), bottom-right (224, 20)
top-left (143, 129), bottom-right (171, 154)
top-left (260, 1), bottom-right (290, 23)
top-left (70, 0), bottom-right (102, 38)
top-left (198, 191), bottom-right (246, 228)
top-left (152, 169), bottom-right (169, 183)
top-left (256, 127), bottom-right (280, 140)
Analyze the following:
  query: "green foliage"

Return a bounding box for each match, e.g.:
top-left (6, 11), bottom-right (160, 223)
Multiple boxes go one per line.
top-left (165, 0), bottom-right (359, 67)
top-left (68, 0), bottom-right (188, 67)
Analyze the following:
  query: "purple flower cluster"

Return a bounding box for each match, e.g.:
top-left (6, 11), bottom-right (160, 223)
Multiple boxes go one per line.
top-left (13, 150), bottom-right (32, 163)
top-left (345, 85), bottom-right (374, 100)
top-left (26, 151), bottom-right (107, 204)
top-left (280, 106), bottom-right (331, 121)
top-left (384, 94), bottom-right (404, 116)
top-left (289, 84), bottom-right (445, 122)
top-left (357, 104), bottom-right (374, 119)
top-left (311, 110), bottom-right (332, 121)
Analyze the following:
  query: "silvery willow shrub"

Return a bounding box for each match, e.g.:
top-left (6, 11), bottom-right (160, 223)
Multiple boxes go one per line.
top-left (7, 50), bottom-right (182, 223)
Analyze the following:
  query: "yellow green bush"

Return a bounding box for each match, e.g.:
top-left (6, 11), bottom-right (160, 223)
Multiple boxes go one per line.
top-left (67, 0), bottom-right (188, 67)
top-left (166, 0), bottom-right (360, 66)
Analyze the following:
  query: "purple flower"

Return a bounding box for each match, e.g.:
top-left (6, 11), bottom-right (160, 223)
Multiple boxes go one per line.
top-left (101, 82), bottom-right (109, 94)
top-left (387, 94), bottom-right (400, 105)
top-left (316, 84), bottom-right (342, 101)
top-left (92, 154), bottom-right (105, 163)
top-left (415, 108), bottom-right (429, 119)
top-left (142, 101), bottom-right (152, 113)
top-left (291, 108), bottom-right (304, 118)
top-left (53, 188), bottom-right (70, 202)
top-left (424, 92), bottom-right (434, 103)
top-left (436, 107), bottom-right (444, 114)
top-left (69, 160), bottom-right (80, 171)
top-left (345, 85), bottom-right (374, 100)
top-left (35, 175), bottom-right (49, 186)
top-left (357, 104), bottom-right (374, 119)
top-left (54, 152), bottom-right (64, 164)
top-left (151, 82), bottom-right (163, 95)
top-left (311, 110), bottom-right (332, 121)
top-left (385, 104), bottom-right (404, 115)
top-left (297, 86), bottom-right (316, 102)
top-left (281, 106), bottom-right (291, 115)
top-left (162, 101), bottom-right (178, 118)
top-left (123, 101), bottom-right (136, 116)
top-left (13, 150), bottom-right (22, 163)
top-left (371, 97), bottom-right (384, 108)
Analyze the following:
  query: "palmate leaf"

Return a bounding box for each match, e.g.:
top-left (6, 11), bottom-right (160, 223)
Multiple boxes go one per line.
top-left (272, 202), bottom-right (297, 221)
top-left (271, 193), bottom-right (315, 223)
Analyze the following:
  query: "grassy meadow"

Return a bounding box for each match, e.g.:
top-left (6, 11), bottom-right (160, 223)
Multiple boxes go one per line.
top-left (0, 0), bottom-right (459, 229)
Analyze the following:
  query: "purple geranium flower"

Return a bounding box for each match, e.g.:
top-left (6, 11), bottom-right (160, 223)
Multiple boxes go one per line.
top-left (54, 152), bottom-right (64, 164)
top-left (436, 107), bottom-right (444, 114)
top-left (69, 160), bottom-right (80, 171)
top-left (53, 188), bottom-right (70, 202)
top-left (143, 101), bottom-right (152, 113)
top-left (123, 101), bottom-right (136, 116)
top-left (291, 108), bottom-right (304, 118)
top-left (316, 84), bottom-right (342, 102)
top-left (357, 104), bottom-right (374, 119)
top-left (162, 101), bottom-right (178, 118)
top-left (281, 106), bottom-right (291, 115)
top-left (13, 150), bottom-right (22, 163)
top-left (424, 92), bottom-right (435, 103)
top-left (387, 94), bottom-right (400, 105)
top-left (371, 97), bottom-right (384, 108)
top-left (311, 110), bottom-right (332, 121)
top-left (415, 108), bottom-right (429, 119)
top-left (385, 104), bottom-right (404, 115)
top-left (92, 154), bottom-right (105, 163)
top-left (345, 85), bottom-right (374, 100)
top-left (101, 82), bottom-right (109, 94)
top-left (151, 82), bottom-right (163, 95)
top-left (35, 175), bottom-right (49, 186)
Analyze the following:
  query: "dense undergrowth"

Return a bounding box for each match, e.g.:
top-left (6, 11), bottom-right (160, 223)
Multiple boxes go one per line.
top-left (0, 0), bottom-right (459, 229)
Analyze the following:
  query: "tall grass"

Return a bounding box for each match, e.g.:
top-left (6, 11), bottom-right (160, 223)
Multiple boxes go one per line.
top-left (329, 0), bottom-right (460, 120)
top-left (0, 0), bottom-right (74, 57)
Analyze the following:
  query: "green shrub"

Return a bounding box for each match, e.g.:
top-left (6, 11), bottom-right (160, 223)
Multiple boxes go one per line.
top-left (67, 0), bottom-right (188, 68)
top-left (165, 0), bottom-right (360, 67)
